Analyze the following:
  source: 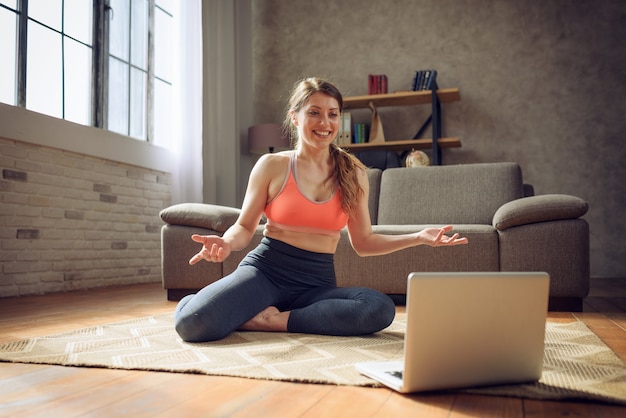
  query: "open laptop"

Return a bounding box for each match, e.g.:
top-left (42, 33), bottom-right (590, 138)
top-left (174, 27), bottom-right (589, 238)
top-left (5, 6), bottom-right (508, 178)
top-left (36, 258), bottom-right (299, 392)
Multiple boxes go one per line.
top-left (356, 272), bottom-right (550, 393)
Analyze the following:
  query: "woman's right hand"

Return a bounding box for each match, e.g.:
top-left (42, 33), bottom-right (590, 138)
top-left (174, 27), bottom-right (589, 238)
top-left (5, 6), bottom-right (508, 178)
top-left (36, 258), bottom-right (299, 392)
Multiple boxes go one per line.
top-left (188, 234), bottom-right (232, 265)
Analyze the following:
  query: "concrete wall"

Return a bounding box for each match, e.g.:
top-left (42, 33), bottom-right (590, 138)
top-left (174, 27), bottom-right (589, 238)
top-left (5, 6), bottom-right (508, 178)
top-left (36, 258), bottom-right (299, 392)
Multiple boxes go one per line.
top-left (249, 0), bottom-right (626, 278)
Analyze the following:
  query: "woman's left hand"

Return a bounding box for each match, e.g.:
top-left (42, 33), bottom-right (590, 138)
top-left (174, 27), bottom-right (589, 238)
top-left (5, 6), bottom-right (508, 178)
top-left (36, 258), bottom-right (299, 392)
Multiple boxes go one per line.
top-left (417, 225), bottom-right (468, 247)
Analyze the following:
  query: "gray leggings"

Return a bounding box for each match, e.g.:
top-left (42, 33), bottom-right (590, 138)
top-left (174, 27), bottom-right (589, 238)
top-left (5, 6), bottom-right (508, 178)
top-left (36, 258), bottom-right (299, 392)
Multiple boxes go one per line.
top-left (174, 237), bottom-right (396, 342)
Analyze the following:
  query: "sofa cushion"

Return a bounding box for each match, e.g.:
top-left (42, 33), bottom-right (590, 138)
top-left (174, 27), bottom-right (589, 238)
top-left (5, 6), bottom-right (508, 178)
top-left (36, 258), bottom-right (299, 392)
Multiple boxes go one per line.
top-left (493, 194), bottom-right (589, 231)
top-left (160, 203), bottom-right (241, 233)
top-left (377, 163), bottom-right (524, 225)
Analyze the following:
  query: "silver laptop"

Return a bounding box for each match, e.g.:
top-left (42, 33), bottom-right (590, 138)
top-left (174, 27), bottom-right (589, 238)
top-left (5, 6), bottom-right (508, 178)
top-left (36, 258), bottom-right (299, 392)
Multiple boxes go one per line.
top-left (356, 272), bottom-right (550, 393)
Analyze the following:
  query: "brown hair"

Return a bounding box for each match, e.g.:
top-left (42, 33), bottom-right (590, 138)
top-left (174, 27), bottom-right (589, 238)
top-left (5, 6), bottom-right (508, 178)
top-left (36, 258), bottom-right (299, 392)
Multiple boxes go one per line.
top-left (283, 77), bottom-right (366, 214)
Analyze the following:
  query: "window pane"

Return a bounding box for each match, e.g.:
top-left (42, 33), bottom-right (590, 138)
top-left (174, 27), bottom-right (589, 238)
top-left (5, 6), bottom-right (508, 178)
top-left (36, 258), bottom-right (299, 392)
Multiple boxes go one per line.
top-left (28, 0), bottom-right (62, 31)
top-left (153, 79), bottom-right (172, 148)
top-left (109, 0), bottom-right (129, 60)
top-left (0, 7), bottom-right (17, 105)
top-left (108, 57), bottom-right (129, 136)
top-left (156, 0), bottom-right (174, 14)
top-left (129, 67), bottom-right (146, 139)
top-left (0, 1), bottom-right (17, 10)
top-left (26, 22), bottom-right (62, 118)
top-left (64, 0), bottom-right (92, 44)
top-left (131, 0), bottom-right (148, 69)
top-left (154, 7), bottom-right (172, 81)
top-left (64, 39), bottom-right (92, 125)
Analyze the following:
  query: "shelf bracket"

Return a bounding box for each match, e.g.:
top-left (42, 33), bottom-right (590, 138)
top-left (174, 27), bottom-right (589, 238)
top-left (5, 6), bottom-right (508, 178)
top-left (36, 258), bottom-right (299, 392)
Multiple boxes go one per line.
top-left (431, 80), bottom-right (443, 165)
top-left (413, 114), bottom-right (432, 140)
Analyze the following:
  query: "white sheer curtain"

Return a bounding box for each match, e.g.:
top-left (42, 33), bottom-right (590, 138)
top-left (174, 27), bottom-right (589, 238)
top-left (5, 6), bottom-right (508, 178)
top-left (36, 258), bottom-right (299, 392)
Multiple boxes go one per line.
top-left (171, 0), bottom-right (203, 204)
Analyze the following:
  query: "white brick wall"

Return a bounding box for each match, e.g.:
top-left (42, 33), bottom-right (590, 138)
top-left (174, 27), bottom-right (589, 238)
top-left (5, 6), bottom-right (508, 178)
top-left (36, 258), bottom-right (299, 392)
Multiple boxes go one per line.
top-left (0, 137), bottom-right (171, 297)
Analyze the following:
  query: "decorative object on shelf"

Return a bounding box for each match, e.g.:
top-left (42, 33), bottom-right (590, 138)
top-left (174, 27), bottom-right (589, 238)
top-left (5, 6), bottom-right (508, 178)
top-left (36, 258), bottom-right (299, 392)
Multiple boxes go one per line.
top-left (248, 123), bottom-right (290, 154)
top-left (405, 149), bottom-right (430, 167)
top-left (367, 101), bottom-right (385, 144)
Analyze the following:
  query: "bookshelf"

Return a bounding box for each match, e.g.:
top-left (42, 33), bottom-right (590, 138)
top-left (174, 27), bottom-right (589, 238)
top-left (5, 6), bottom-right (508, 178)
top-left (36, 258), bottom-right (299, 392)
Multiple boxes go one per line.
top-left (341, 86), bottom-right (461, 165)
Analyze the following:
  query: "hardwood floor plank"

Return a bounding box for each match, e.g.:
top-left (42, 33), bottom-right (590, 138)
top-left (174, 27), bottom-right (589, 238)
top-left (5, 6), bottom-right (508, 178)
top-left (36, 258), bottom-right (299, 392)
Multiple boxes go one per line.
top-left (78, 372), bottom-right (227, 418)
top-left (546, 312), bottom-right (576, 323)
top-left (0, 361), bottom-right (46, 379)
top-left (30, 369), bottom-right (176, 418)
top-left (298, 386), bottom-right (391, 418)
top-left (226, 381), bottom-right (336, 418)
top-left (575, 313), bottom-right (626, 363)
top-left (523, 398), bottom-right (626, 418)
top-left (0, 283), bottom-right (175, 344)
top-left (0, 365), bottom-right (135, 417)
top-left (160, 377), bottom-right (283, 417)
top-left (376, 392), bottom-right (458, 417)
top-left (450, 394), bottom-right (524, 418)
top-left (607, 313), bottom-right (626, 331)
top-left (141, 377), bottom-right (263, 417)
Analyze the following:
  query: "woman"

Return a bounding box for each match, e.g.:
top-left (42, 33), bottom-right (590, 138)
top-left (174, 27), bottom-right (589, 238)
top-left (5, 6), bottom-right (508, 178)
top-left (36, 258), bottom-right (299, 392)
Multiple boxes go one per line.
top-left (174, 77), bottom-right (468, 342)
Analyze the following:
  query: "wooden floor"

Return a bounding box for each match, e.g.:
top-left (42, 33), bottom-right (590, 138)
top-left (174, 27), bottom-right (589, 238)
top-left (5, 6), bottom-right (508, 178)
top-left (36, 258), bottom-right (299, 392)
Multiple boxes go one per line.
top-left (1, 279), bottom-right (625, 417)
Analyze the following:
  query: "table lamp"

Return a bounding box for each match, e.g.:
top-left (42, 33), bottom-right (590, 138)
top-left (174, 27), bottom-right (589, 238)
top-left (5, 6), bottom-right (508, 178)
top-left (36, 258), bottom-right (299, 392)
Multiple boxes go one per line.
top-left (248, 123), bottom-right (290, 154)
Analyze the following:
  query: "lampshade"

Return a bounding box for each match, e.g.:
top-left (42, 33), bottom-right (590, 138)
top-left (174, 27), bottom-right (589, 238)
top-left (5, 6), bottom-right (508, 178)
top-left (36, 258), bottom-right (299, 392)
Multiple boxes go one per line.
top-left (248, 124), bottom-right (290, 154)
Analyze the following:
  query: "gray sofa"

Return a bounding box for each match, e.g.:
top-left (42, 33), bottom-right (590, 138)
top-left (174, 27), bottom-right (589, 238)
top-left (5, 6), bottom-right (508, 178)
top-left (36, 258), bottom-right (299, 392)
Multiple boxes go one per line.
top-left (160, 162), bottom-right (590, 311)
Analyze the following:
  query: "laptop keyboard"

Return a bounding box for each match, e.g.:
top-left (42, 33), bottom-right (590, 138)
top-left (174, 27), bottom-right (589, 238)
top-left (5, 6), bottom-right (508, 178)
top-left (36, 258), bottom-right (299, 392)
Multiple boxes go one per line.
top-left (386, 370), bottom-right (403, 380)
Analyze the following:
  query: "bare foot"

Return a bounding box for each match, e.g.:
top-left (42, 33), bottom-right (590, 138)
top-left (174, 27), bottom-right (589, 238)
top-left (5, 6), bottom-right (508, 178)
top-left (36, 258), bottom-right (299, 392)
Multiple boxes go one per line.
top-left (239, 306), bottom-right (289, 332)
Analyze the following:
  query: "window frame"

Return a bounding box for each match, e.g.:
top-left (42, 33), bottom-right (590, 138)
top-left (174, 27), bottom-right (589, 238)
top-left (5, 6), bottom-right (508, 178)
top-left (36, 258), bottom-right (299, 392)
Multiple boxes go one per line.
top-left (0, 0), bottom-right (173, 173)
top-left (2, 0), bottom-right (169, 144)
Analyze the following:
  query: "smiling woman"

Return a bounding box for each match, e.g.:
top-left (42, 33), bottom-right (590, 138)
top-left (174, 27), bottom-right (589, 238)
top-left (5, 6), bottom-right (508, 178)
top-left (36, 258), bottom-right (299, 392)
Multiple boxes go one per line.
top-left (172, 77), bottom-right (467, 343)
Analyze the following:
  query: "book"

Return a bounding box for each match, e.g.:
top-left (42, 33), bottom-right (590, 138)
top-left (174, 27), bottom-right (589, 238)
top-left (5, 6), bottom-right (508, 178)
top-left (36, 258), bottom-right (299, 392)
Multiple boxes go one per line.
top-left (420, 70), bottom-right (431, 90)
top-left (426, 70), bottom-right (437, 90)
top-left (337, 112), bottom-right (352, 145)
top-left (368, 74), bottom-right (388, 95)
top-left (412, 70), bottom-right (424, 91)
top-left (352, 123), bottom-right (369, 144)
top-left (411, 69), bottom-right (437, 91)
top-left (380, 75), bottom-right (388, 94)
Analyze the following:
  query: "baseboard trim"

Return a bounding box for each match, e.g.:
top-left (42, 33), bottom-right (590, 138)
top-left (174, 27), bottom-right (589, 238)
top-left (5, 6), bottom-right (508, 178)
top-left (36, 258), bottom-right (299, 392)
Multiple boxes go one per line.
top-left (167, 289), bottom-right (199, 301)
top-left (548, 297), bottom-right (583, 312)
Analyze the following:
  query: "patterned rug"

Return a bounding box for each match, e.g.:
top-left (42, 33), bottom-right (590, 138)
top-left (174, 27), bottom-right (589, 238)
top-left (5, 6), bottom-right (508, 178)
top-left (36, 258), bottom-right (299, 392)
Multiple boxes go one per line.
top-left (0, 316), bottom-right (624, 405)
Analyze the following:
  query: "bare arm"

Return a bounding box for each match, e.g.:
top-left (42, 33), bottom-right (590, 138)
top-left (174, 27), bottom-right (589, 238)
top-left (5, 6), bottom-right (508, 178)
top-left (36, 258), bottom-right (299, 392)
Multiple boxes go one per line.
top-left (189, 153), bottom-right (287, 265)
top-left (346, 169), bottom-right (468, 257)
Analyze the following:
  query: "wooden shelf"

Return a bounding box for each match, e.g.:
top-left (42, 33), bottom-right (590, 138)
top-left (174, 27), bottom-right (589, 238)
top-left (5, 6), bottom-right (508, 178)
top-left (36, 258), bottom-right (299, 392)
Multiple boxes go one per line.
top-left (341, 85), bottom-right (461, 164)
top-left (341, 137), bottom-right (462, 152)
top-left (343, 88), bottom-right (461, 109)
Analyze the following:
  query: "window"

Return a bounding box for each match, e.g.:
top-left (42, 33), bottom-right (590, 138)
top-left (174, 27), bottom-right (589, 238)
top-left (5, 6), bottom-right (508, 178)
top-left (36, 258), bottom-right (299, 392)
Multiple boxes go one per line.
top-left (0, 1), bottom-right (18, 106)
top-left (0, 0), bottom-right (174, 144)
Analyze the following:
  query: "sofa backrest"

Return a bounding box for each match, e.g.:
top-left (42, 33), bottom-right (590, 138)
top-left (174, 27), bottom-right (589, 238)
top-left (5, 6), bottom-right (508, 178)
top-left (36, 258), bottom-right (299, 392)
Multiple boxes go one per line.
top-left (366, 168), bottom-right (382, 224)
top-left (376, 163), bottom-right (524, 225)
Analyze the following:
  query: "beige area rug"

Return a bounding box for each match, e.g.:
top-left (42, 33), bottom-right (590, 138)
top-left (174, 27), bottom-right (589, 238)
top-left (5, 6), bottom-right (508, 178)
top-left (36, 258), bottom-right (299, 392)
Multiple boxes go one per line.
top-left (0, 315), bottom-right (625, 405)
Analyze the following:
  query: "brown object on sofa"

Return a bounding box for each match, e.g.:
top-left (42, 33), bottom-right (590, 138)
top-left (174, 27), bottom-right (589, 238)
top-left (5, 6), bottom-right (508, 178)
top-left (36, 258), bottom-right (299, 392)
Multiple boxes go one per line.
top-left (160, 163), bottom-right (589, 311)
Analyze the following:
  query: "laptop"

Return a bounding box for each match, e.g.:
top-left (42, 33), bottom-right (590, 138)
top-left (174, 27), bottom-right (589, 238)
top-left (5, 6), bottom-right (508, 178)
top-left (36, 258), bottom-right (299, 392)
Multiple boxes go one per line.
top-left (356, 272), bottom-right (550, 393)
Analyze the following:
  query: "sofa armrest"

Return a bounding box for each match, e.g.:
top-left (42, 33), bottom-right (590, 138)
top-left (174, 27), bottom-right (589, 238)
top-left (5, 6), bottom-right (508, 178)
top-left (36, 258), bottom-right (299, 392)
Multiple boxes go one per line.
top-left (159, 203), bottom-right (241, 233)
top-left (493, 194), bottom-right (588, 231)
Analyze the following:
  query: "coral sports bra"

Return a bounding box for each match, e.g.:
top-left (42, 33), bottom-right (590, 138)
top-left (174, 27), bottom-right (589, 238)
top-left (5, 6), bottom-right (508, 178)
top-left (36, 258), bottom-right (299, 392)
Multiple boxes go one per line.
top-left (264, 152), bottom-right (349, 237)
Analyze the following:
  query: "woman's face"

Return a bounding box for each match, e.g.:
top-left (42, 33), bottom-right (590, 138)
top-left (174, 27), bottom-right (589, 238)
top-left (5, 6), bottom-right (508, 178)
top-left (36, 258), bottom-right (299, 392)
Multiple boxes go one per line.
top-left (292, 92), bottom-right (341, 149)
